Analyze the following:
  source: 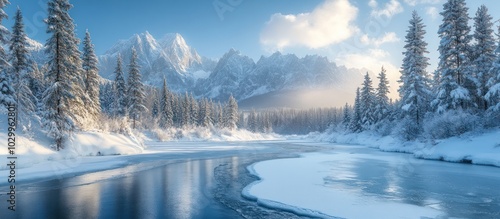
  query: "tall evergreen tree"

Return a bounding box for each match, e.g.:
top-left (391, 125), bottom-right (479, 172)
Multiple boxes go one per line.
top-left (181, 92), bottom-right (191, 127)
top-left (189, 94), bottom-right (198, 126)
top-left (400, 11), bottom-right (432, 126)
top-left (375, 66), bottom-right (390, 122)
top-left (217, 103), bottom-right (224, 128)
top-left (112, 54), bottom-right (127, 117)
top-left (349, 88), bottom-right (362, 132)
top-left (360, 73), bottom-right (375, 127)
top-left (127, 48), bottom-right (147, 129)
top-left (159, 77), bottom-right (173, 128)
top-left (486, 25), bottom-right (500, 112)
top-left (82, 30), bottom-right (101, 125)
top-left (472, 5), bottom-right (495, 110)
top-left (43, 0), bottom-right (86, 150)
top-left (342, 103), bottom-right (350, 130)
top-left (10, 7), bottom-right (37, 128)
top-left (0, 0), bottom-right (12, 109)
top-left (434, 0), bottom-right (474, 112)
top-left (199, 98), bottom-right (212, 127)
top-left (224, 94), bottom-right (239, 129)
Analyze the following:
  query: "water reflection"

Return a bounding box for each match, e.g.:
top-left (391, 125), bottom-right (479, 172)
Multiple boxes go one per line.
top-left (1, 158), bottom-right (242, 219)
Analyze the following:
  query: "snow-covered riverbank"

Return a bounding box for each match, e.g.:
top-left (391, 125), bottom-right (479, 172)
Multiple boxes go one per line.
top-left (310, 128), bottom-right (500, 167)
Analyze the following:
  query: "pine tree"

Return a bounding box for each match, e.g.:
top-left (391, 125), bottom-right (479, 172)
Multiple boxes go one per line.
top-left (486, 25), bottom-right (500, 112)
top-left (151, 90), bottom-right (159, 120)
top-left (199, 98), bottom-right (213, 127)
top-left (82, 30), bottom-right (101, 125)
top-left (342, 103), bottom-right (350, 130)
top-left (112, 54), bottom-right (127, 117)
top-left (349, 88), bottom-right (362, 132)
top-left (159, 77), bottom-right (173, 128)
top-left (181, 92), bottom-right (191, 127)
top-left (247, 110), bottom-right (257, 132)
top-left (360, 73), bottom-right (375, 127)
top-left (472, 5), bottom-right (495, 110)
top-left (189, 94), bottom-right (198, 126)
top-left (28, 62), bottom-right (44, 101)
top-left (9, 8), bottom-right (37, 130)
top-left (43, 0), bottom-right (86, 150)
top-left (375, 66), bottom-right (390, 122)
top-left (400, 11), bottom-right (432, 126)
top-left (126, 48), bottom-right (147, 129)
top-left (224, 94), bottom-right (239, 129)
top-left (0, 0), bottom-right (12, 109)
top-left (434, 0), bottom-right (474, 112)
top-left (217, 103), bottom-right (224, 128)
top-left (99, 82), bottom-right (114, 115)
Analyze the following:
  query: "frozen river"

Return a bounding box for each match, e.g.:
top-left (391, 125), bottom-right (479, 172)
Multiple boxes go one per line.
top-left (246, 144), bottom-right (500, 218)
top-left (1, 141), bottom-right (499, 218)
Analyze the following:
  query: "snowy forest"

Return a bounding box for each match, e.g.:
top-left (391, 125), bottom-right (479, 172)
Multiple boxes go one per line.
top-left (248, 1), bottom-right (500, 140)
top-left (0, 0), bottom-right (499, 152)
top-left (0, 0), bottom-right (241, 151)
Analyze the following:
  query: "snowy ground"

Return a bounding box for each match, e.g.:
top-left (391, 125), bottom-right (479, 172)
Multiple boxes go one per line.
top-left (310, 128), bottom-right (500, 167)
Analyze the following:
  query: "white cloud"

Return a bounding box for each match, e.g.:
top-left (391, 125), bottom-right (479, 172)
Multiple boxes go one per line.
top-left (403, 0), bottom-right (442, 6)
top-left (368, 0), bottom-right (378, 8)
top-left (360, 32), bottom-right (400, 47)
top-left (426, 6), bottom-right (439, 20)
top-left (260, 0), bottom-right (359, 50)
top-left (370, 0), bottom-right (404, 18)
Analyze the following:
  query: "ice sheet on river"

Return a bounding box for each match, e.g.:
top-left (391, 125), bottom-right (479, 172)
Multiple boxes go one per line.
top-left (244, 151), bottom-right (444, 219)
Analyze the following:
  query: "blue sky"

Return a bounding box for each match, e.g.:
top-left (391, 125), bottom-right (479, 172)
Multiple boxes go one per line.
top-left (4, 0), bottom-right (500, 94)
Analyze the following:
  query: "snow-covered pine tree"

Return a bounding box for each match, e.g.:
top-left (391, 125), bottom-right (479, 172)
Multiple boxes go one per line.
top-left (43, 0), bottom-right (87, 150)
top-left (159, 77), bottom-right (173, 128)
top-left (171, 93), bottom-right (180, 126)
top-left (82, 30), bottom-right (101, 125)
top-left (199, 98), bottom-right (213, 127)
top-left (9, 8), bottom-right (37, 130)
top-left (434, 0), bottom-right (474, 112)
top-left (349, 88), bottom-right (362, 132)
top-left (151, 90), bottom-right (159, 120)
top-left (126, 48), bottom-right (147, 129)
top-left (217, 103), bottom-right (224, 128)
top-left (399, 11), bottom-right (432, 126)
top-left (342, 103), bottom-right (350, 129)
top-left (28, 62), bottom-right (44, 101)
top-left (197, 98), bottom-right (205, 126)
top-left (224, 94), bottom-right (239, 130)
top-left (360, 73), bottom-right (375, 128)
top-left (472, 5), bottom-right (495, 111)
top-left (374, 66), bottom-right (390, 123)
top-left (99, 82), bottom-right (113, 115)
top-left (0, 0), bottom-right (12, 110)
top-left (181, 92), bottom-right (191, 127)
top-left (247, 109), bottom-right (257, 132)
top-left (486, 25), bottom-right (500, 112)
top-left (189, 94), bottom-right (198, 126)
top-left (112, 54), bottom-right (127, 117)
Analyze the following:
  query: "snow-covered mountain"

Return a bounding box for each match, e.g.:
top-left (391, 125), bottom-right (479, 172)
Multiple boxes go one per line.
top-left (98, 32), bottom-right (215, 91)
top-left (27, 32), bottom-right (366, 107)
top-left (194, 49), bottom-right (365, 106)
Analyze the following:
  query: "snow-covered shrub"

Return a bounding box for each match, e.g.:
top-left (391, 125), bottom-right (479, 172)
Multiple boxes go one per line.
top-left (99, 116), bottom-right (132, 135)
top-left (482, 110), bottom-right (500, 129)
top-left (423, 110), bottom-right (481, 139)
top-left (394, 117), bottom-right (421, 141)
top-left (373, 119), bottom-right (395, 136)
